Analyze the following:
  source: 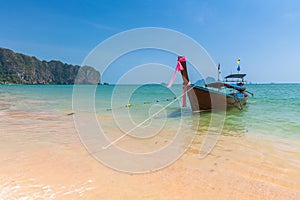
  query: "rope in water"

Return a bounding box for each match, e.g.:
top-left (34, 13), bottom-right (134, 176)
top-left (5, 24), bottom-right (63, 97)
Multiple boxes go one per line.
top-left (105, 96), bottom-right (178, 111)
top-left (103, 84), bottom-right (197, 112)
top-left (66, 96), bottom-right (179, 116)
top-left (102, 85), bottom-right (196, 150)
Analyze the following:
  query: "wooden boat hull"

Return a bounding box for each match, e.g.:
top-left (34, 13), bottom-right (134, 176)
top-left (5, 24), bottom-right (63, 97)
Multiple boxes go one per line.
top-left (186, 85), bottom-right (248, 112)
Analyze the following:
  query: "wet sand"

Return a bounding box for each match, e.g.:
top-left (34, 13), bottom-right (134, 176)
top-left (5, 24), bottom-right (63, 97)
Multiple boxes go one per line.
top-left (0, 110), bottom-right (299, 199)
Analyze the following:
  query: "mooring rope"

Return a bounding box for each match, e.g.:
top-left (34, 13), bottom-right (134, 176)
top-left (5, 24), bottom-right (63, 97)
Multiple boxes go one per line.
top-left (104, 97), bottom-right (177, 111)
top-left (103, 83), bottom-right (196, 112)
top-left (102, 85), bottom-right (196, 149)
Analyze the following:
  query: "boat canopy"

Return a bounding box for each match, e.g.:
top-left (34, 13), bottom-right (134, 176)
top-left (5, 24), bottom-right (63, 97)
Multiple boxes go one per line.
top-left (224, 74), bottom-right (246, 79)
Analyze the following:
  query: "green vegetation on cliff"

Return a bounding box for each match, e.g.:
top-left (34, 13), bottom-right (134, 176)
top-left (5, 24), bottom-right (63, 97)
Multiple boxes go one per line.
top-left (0, 48), bottom-right (100, 84)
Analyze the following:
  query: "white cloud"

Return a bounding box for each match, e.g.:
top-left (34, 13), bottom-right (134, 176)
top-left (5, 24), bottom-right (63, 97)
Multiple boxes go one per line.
top-left (195, 16), bottom-right (204, 24)
top-left (283, 10), bottom-right (300, 21)
top-left (80, 20), bottom-right (117, 31)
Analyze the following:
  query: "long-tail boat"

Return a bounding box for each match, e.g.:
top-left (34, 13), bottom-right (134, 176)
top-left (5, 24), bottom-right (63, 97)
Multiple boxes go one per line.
top-left (170, 56), bottom-right (253, 112)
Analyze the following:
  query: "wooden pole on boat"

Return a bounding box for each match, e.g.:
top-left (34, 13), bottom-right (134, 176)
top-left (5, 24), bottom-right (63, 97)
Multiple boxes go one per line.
top-left (218, 63), bottom-right (221, 81)
top-left (178, 56), bottom-right (189, 107)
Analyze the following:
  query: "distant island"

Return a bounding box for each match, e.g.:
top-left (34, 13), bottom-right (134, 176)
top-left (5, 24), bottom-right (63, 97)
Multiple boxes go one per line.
top-left (0, 48), bottom-right (100, 84)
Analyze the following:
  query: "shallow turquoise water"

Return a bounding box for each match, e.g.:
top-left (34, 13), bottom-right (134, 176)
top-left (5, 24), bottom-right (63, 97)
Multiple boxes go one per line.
top-left (239, 84), bottom-right (300, 138)
top-left (0, 84), bottom-right (299, 139)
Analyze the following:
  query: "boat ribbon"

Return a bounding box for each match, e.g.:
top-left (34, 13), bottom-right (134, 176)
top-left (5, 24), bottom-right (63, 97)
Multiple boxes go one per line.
top-left (167, 56), bottom-right (186, 88)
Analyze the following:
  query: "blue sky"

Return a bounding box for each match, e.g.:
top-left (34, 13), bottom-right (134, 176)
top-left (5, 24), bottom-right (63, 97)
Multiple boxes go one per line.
top-left (1, 0), bottom-right (300, 83)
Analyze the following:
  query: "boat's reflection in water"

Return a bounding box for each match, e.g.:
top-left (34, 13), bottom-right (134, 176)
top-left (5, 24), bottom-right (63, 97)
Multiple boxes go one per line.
top-left (168, 107), bottom-right (248, 137)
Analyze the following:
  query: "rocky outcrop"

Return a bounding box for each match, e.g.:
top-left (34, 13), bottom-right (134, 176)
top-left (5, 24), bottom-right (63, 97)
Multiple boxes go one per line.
top-left (0, 48), bottom-right (100, 84)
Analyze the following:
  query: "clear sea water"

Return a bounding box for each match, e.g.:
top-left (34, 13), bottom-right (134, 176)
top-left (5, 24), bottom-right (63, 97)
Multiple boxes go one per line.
top-left (1, 83), bottom-right (300, 199)
top-left (0, 84), bottom-right (299, 140)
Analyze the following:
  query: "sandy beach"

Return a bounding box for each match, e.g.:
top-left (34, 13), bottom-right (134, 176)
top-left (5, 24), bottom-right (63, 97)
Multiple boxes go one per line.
top-left (1, 109), bottom-right (299, 199)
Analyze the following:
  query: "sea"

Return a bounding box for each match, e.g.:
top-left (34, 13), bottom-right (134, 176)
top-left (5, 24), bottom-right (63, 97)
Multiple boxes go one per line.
top-left (0, 84), bottom-right (300, 198)
top-left (0, 84), bottom-right (299, 139)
